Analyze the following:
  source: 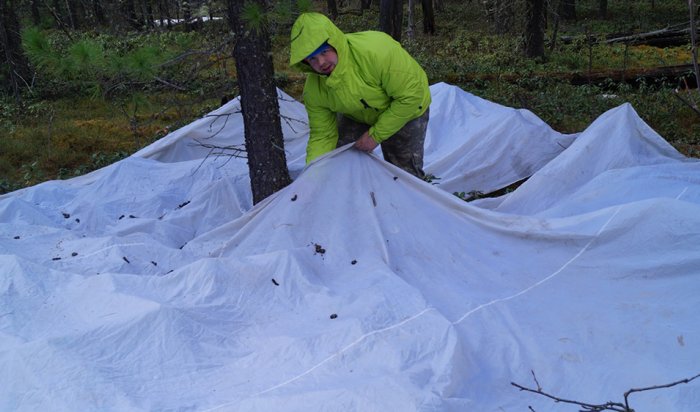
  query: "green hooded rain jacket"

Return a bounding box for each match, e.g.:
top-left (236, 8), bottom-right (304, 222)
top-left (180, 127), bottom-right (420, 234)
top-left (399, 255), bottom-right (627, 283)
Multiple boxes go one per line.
top-left (289, 13), bottom-right (431, 163)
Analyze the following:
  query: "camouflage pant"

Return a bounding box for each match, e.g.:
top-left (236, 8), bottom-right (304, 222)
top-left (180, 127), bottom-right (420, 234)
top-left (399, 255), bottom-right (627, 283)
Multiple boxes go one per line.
top-left (336, 108), bottom-right (429, 178)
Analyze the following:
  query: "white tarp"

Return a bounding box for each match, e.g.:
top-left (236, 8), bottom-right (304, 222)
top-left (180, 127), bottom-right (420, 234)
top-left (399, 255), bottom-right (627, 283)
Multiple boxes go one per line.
top-left (1, 83), bottom-right (698, 411)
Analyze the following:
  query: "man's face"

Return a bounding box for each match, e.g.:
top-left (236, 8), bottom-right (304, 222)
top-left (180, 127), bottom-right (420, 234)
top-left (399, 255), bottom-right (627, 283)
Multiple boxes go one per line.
top-left (305, 47), bottom-right (338, 75)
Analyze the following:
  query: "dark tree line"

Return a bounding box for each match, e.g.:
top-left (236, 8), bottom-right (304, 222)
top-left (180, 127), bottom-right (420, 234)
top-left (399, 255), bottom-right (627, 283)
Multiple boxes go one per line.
top-left (15, 0), bottom-right (219, 32)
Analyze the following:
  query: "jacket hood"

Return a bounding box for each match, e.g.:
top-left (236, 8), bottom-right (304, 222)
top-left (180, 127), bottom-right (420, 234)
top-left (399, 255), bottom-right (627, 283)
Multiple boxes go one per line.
top-left (289, 13), bottom-right (347, 75)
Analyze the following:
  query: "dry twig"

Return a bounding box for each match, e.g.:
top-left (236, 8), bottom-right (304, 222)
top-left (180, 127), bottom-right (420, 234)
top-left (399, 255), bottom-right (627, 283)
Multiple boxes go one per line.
top-left (512, 370), bottom-right (700, 412)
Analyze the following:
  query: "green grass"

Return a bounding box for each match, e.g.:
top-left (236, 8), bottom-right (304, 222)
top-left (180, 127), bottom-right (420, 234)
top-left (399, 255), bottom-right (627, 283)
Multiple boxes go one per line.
top-left (0, 93), bottom-right (221, 191)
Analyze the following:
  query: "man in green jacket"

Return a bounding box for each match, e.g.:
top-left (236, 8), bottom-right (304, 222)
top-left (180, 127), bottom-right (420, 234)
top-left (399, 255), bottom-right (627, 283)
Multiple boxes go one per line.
top-left (289, 12), bottom-right (431, 178)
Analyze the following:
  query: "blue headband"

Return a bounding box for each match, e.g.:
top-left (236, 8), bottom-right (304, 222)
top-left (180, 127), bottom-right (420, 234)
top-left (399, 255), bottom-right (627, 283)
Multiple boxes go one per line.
top-left (307, 42), bottom-right (331, 60)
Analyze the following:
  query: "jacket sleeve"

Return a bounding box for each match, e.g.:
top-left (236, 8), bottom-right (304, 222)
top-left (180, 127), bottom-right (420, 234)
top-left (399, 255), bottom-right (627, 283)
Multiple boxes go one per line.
top-left (305, 100), bottom-right (338, 164)
top-left (368, 43), bottom-right (430, 143)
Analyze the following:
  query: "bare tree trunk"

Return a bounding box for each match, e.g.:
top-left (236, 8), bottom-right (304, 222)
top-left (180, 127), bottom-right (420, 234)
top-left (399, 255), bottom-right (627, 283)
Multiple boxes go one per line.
top-left (0, 0), bottom-right (30, 103)
top-left (49, 0), bottom-right (64, 29)
top-left (227, 0), bottom-right (291, 205)
top-left (421, 0), bottom-right (435, 34)
top-left (182, 0), bottom-right (193, 29)
top-left (144, 0), bottom-right (155, 28)
top-left (525, 0), bottom-right (545, 58)
top-left (63, 0), bottom-right (75, 28)
top-left (550, 3), bottom-right (560, 51)
top-left (407, 0), bottom-right (415, 40)
top-left (380, 0), bottom-right (403, 41)
top-left (691, 0), bottom-right (699, 93)
top-left (159, 0), bottom-right (170, 28)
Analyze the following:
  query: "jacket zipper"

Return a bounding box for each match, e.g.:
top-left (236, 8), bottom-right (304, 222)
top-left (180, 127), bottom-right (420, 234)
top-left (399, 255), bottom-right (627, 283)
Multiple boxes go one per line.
top-left (360, 98), bottom-right (379, 111)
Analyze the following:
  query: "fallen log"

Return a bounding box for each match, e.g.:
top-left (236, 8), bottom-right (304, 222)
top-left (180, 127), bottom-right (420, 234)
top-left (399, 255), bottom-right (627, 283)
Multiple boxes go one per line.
top-left (445, 64), bottom-right (696, 87)
top-left (560, 23), bottom-right (696, 47)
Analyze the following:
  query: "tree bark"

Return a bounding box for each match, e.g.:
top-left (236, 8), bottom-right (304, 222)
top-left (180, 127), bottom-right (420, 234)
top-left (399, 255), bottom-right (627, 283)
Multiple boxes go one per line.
top-left (380, 0), bottom-right (403, 41)
top-left (525, 0), bottom-right (545, 58)
top-left (690, 0), bottom-right (699, 93)
top-left (227, 0), bottom-right (291, 205)
top-left (407, 0), bottom-right (415, 40)
top-left (0, 0), bottom-right (30, 103)
top-left (421, 0), bottom-right (435, 34)
top-left (144, 0), bottom-right (155, 28)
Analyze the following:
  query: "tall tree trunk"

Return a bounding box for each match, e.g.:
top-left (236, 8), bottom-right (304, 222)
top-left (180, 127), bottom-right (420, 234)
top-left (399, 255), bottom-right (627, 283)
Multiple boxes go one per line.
top-left (407, 0), bottom-right (415, 40)
top-left (64, 0), bottom-right (76, 28)
top-left (227, 0), bottom-right (291, 205)
top-left (690, 0), bottom-right (699, 93)
top-left (159, 0), bottom-right (170, 28)
top-left (525, 0), bottom-right (545, 58)
top-left (327, 0), bottom-right (338, 20)
top-left (380, 0), bottom-right (403, 41)
top-left (558, 0), bottom-right (575, 20)
top-left (183, 0), bottom-right (191, 22)
top-left (143, 0), bottom-right (155, 28)
top-left (598, 0), bottom-right (607, 19)
top-left (51, 0), bottom-right (65, 28)
top-left (0, 0), bottom-right (31, 103)
top-left (421, 0), bottom-right (434, 34)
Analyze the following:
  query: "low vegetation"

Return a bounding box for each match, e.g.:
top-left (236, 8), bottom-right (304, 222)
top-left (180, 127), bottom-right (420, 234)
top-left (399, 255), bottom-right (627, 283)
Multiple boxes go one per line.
top-left (1, 0), bottom-right (698, 194)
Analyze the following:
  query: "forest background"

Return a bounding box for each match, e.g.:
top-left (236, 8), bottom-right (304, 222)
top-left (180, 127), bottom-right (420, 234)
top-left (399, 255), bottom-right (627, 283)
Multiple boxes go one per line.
top-left (1, 0), bottom-right (698, 195)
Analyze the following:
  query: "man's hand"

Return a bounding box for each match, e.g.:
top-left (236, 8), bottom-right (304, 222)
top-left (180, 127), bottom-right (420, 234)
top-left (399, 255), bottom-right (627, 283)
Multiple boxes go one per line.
top-left (354, 131), bottom-right (379, 152)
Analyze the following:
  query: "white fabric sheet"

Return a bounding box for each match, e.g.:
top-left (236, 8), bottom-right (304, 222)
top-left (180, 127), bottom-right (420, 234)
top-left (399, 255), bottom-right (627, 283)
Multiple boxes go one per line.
top-left (1, 83), bottom-right (698, 411)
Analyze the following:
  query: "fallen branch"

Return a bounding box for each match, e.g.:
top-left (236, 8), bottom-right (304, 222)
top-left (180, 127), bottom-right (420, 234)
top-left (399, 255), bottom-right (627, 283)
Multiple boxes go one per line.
top-left (674, 88), bottom-right (700, 115)
top-left (156, 35), bottom-right (235, 69)
top-left (560, 22), bottom-right (696, 47)
top-left (513, 370), bottom-right (700, 412)
top-left (154, 76), bottom-right (187, 91)
top-left (623, 372), bottom-right (700, 410)
top-left (512, 380), bottom-right (627, 411)
top-left (604, 26), bottom-right (694, 45)
top-left (191, 94), bottom-right (305, 174)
